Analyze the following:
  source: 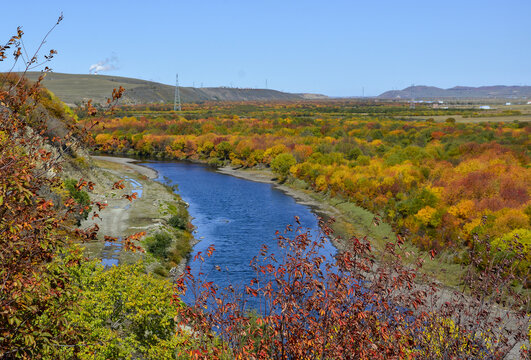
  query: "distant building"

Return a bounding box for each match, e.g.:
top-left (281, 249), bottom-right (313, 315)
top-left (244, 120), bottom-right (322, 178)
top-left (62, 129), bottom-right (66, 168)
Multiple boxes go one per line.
top-left (527, 101), bottom-right (531, 105)
top-left (479, 105), bottom-right (491, 110)
top-left (505, 102), bottom-right (511, 105)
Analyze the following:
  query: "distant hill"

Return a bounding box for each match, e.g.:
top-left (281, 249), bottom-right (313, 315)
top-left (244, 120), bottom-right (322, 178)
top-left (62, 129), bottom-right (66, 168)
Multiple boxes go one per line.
top-left (378, 85), bottom-right (531, 99)
top-left (21, 72), bottom-right (326, 106)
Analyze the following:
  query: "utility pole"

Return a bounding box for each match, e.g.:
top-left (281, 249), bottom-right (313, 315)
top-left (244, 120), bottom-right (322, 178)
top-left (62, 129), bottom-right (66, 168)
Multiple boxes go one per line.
top-left (174, 73), bottom-right (181, 111)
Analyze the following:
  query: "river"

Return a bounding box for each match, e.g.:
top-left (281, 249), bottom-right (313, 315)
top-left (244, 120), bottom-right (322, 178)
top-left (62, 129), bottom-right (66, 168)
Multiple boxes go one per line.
top-left (143, 161), bottom-right (337, 308)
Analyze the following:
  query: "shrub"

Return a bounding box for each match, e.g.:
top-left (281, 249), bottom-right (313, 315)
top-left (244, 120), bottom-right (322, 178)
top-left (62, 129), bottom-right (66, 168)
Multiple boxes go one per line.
top-left (175, 221), bottom-right (530, 359)
top-left (270, 152), bottom-right (296, 178)
top-left (145, 232), bottom-right (172, 259)
top-left (169, 214), bottom-right (188, 230)
top-left (61, 261), bottom-right (184, 359)
top-left (64, 178), bottom-right (91, 222)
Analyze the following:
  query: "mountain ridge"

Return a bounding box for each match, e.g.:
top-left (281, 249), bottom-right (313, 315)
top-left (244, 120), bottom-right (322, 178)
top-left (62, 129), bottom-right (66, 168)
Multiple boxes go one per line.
top-left (21, 72), bottom-right (327, 106)
top-left (378, 85), bottom-right (531, 99)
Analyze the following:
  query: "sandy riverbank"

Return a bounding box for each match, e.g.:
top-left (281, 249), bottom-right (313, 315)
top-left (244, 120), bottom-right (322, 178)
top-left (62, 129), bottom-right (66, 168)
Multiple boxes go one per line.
top-left (82, 155), bottom-right (193, 272)
top-left (91, 155), bottom-right (159, 179)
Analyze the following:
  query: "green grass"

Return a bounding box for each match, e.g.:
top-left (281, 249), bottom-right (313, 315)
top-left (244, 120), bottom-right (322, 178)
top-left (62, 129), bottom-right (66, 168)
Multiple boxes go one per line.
top-left (287, 177), bottom-right (465, 287)
top-left (22, 72), bottom-right (304, 106)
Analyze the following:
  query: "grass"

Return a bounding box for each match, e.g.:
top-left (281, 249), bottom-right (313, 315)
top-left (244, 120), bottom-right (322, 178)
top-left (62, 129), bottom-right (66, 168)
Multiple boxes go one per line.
top-left (287, 177), bottom-right (465, 287)
top-left (22, 71), bottom-right (303, 106)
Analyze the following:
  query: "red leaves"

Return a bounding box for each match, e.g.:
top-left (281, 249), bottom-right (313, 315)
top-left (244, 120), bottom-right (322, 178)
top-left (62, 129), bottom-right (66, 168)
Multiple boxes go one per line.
top-left (94, 201), bottom-right (108, 211)
top-left (75, 224), bottom-right (100, 242)
top-left (396, 234), bottom-right (405, 247)
top-left (123, 232), bottom-right (146, 253)
top-left (175, 219), bottom-right (436, 359)
top-left (206, 244), bottom-right (215, 258)
top-left (245, 286), bottom-right (258, 297)
top-left (75, 178), bottom-right (87, 191)
top-left (122, 192), bottom-right (138, 202)
top-left (112, 179), bottom-right (125, 190)
top-left (194, 251), bottom-right (204, 262)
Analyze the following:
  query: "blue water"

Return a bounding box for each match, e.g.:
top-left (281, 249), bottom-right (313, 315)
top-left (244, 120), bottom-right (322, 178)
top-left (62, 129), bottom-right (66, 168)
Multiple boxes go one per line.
top-left (143, 161), bottom-right (336, 308)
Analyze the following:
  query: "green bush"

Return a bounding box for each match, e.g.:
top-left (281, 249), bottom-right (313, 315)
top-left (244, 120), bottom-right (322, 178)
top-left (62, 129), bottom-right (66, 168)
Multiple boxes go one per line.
top-left (271, 153), bottom-right (296, 178)
top-left (356, 155), bottom-right (370, 166)
top-left (145, 232), bottom-right (172, 259)
top-left (169, 214), bottom-right (188, 230)
top-left (169, 232), bottom-right (193, 265)
top-left (64, 178), bottom-right (91, 223)
top-left (61, 260), bottom-right (185, 359)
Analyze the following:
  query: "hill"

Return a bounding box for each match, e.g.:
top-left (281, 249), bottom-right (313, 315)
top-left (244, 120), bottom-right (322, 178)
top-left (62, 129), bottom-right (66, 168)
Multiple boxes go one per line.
top-left (378, 85), bottom-right (531, 99)
top-left (22, 72), bottom-right (325, 106)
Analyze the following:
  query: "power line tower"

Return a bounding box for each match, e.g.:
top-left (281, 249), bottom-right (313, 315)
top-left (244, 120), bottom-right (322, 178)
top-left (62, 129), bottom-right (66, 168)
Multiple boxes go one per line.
top-left (174, 73), bottom-right (181, 111)
top-left (409, 83), bottom-right (416, 109)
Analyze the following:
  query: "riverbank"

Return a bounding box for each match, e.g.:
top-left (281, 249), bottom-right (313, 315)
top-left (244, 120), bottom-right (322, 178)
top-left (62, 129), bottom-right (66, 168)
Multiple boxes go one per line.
top-left (80, 155), bottom-right (194, 275)
top-left (91, 155), bottom-right (158, 179)
top-left (217, 165), bottom-right (465, 287)
top-left (90, 156), bottom-right (463, 285)
top-left (217, 166), bottom-right (394, 248)
top-left (88, 157), bottom-right (467, 286)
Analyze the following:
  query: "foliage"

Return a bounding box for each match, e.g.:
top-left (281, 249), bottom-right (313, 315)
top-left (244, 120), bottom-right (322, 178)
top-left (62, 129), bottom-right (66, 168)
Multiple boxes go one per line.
top-left (270, 152), bottom-right (296, 178)
top-left (145, 232), bottom-right (173, 259)
top-left (175, 220), bottom-right (530, 359)
top-left (64, 178), bottom-right (91, 222)
top-left (0, 22), bottom-right (140, 358)
top-left (87, 101), bottom-right (530, 279)
top-left (169, 214), bottom-right (188, 230)
top-left (491, 228), bottom-right (531, 277)
top-left (0, 19), bottom-right (86, 357)
top-left (60, 260), bottom-right (184, 360)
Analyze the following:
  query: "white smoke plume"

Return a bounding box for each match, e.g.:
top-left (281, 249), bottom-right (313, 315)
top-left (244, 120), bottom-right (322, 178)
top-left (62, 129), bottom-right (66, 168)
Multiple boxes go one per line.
top-left (89, 55), bottom-right (119, 74)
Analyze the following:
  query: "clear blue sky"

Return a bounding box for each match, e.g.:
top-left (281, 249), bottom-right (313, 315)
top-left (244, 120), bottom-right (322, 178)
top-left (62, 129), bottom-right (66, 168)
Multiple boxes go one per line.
top-left (1, 0), bottom-right (530, 96)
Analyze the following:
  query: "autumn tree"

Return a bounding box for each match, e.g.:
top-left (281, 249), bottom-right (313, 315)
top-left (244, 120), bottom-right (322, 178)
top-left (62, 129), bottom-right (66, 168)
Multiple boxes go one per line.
top-left (0, 19), bottom-right (136, 358)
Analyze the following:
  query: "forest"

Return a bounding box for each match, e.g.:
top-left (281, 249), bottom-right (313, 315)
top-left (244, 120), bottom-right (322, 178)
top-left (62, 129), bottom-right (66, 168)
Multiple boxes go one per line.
top-left (87, 102), bottom-right (530, 277)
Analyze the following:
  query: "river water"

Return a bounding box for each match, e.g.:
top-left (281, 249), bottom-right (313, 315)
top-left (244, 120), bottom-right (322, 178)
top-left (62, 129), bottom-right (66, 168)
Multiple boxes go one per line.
top-left (143, 161), bottom-right (337, 308)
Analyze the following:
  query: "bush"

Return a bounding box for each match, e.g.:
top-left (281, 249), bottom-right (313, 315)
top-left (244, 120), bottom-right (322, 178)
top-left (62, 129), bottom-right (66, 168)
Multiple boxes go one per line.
top-left (61, 261), bottom-right (184, 359)
top-left (270, 152), bottom-right (296, 178)
top-left (356, 155), bottom-right (370, 166)
top-left (169, 214), bottom-right (188, 230)
top-left (64, 178), bottom-right (91, 223)
top-left (207, 158), bottom-right (223, 167)
top-left (145, 232), bottom-right (172, 259)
